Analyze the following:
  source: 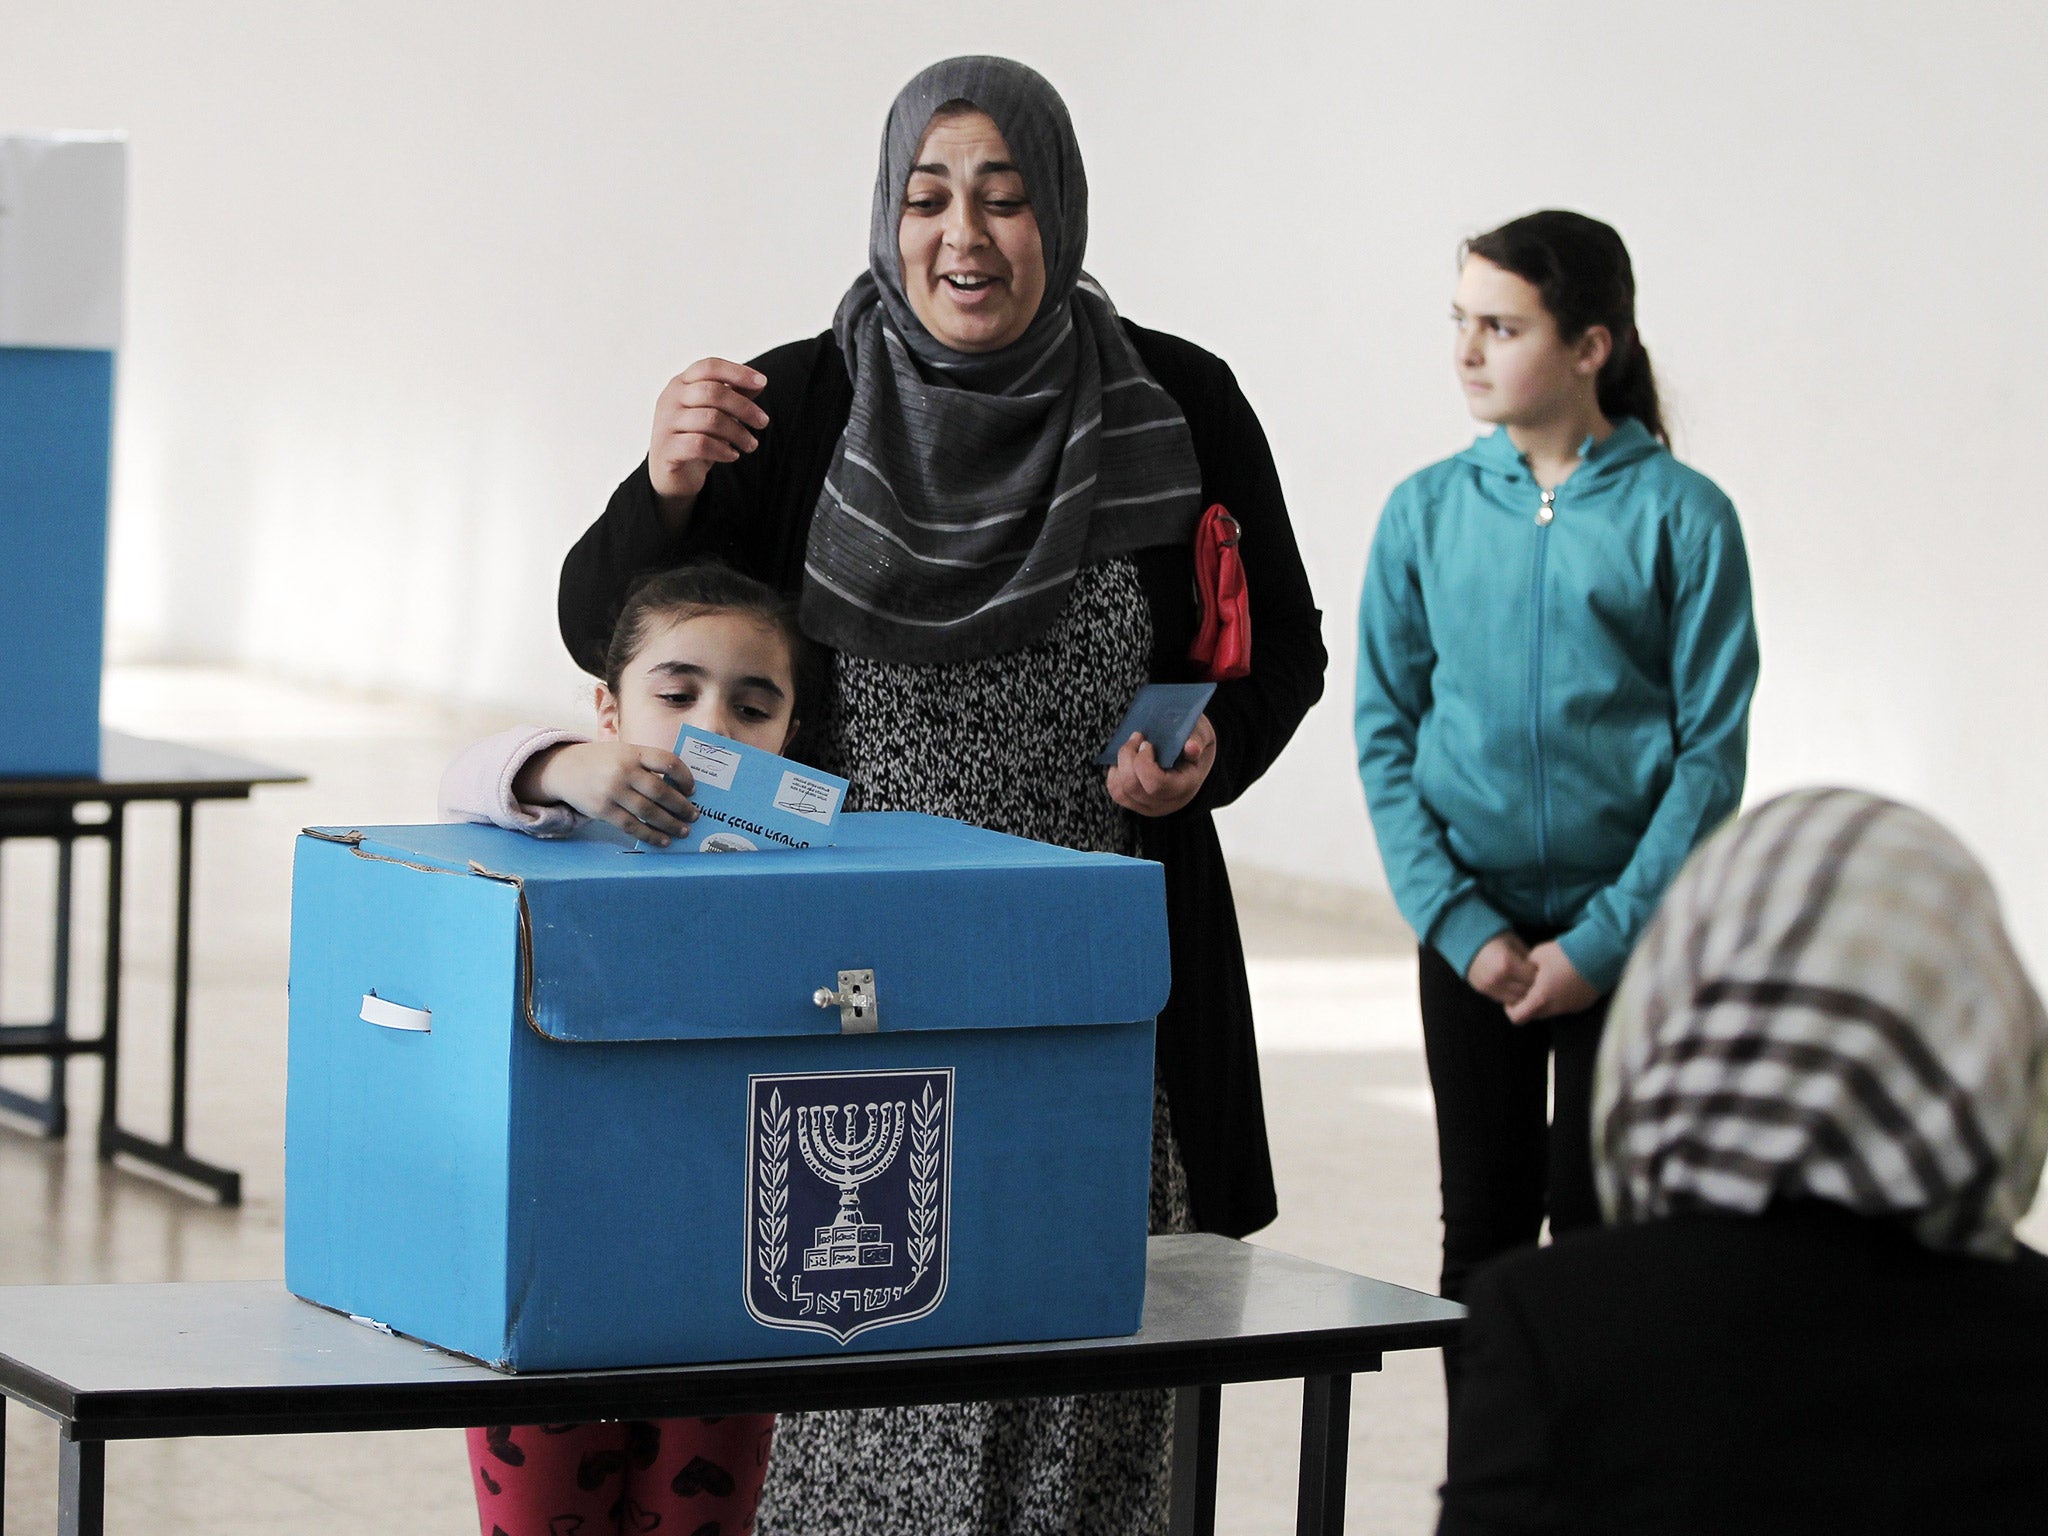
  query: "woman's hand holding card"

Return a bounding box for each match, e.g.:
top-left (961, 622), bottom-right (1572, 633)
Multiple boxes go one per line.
top-left (1106, 713), bottom-right (1216, 818)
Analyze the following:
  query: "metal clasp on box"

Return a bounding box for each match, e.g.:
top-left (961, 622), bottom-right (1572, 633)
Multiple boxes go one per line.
top-left (813, 969), bottom-right (878, 1034)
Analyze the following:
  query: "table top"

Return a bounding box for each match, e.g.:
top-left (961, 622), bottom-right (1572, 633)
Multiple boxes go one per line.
top-left (0, 1235), bottom-right (1462, 1441)
top-left (0, 730), bottom-right (306, 803)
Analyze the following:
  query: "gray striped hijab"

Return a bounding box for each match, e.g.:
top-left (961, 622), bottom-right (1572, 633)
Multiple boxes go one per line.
top-left (1596, 788), bottom-right (2048, 1258)
top-left (800, 56), bottom-right (1204, 665)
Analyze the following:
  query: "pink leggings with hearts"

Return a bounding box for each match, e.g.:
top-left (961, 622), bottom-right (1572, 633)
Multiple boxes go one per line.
top-left (467, 1416), bottom-right (775, 1535)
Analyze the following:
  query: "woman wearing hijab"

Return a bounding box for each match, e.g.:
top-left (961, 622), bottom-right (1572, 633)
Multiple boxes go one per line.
top-left (556, 56), bottom-right (1326, 1535)
top-left (1438, 787), bottom-right (2048, 1535)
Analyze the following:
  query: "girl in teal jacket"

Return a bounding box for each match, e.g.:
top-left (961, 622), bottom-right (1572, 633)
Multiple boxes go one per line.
top-left (1354, 211), bottom-right (1758, 1386)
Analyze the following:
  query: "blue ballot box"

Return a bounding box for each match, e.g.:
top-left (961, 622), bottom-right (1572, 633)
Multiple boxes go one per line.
top-left (285, 813), bottom-right (1170, 1372)
top-left (0, 132), bottom-right (125, 779)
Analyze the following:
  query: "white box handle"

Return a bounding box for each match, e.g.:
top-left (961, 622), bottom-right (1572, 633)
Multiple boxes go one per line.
top-left (360, 993), bottom-right (430, 1033)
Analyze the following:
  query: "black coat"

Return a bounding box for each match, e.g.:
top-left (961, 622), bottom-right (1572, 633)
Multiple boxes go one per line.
top-left (558, 322), bottom-right (1328, 1237)
top-left (1439, 1200), bottom-right (2048, 1535)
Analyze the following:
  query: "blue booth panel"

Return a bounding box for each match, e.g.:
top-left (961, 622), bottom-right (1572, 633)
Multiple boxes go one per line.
top-left (0, 347), bottom-right (113, 779)
top-left (286, 813), bottom-right (1171, 1371)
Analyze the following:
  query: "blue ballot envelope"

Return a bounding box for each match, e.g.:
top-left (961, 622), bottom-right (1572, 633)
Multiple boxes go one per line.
top-left (285, 812), bottom-right (1169, 1371)
top-left (665, 727), bottom-right (850, 852)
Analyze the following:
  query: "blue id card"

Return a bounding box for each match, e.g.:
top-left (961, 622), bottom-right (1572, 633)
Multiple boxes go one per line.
top-left (1094, 683), bottom-right (1216, 770)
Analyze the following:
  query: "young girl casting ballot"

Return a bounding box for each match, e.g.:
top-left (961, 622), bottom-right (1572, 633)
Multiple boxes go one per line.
top-left (1353, 211), bottom-right (1760, 1391)
top-left (442, 561), bottom-right (817, 846)
top-left (440, 563), bottom-right (817, 1536)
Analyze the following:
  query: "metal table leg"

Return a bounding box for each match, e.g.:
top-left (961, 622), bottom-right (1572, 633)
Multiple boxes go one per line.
top-left (1297, 1371), bottom-right (1355, 1535)
top-left (169, 800), bottom-right (194, 1152)
top-left (0, 835), bottom-right (77, 1136)
top-left (49, 839), bottom-right (73, 1135)
top-left (57, 1433), bottom-right (104, 1536)
top-left (93, 800), bottom-right (241, 1204)
top-left (2, 1393), bottom-right (10, 1536)
top-left (1168, 1381), bottom-right (1221, 1536)
top-left (93, 805), bottom-right (124, 1159)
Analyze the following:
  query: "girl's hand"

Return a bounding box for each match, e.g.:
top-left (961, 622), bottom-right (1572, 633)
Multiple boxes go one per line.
top-left (1504, 941), bottom-right (1602, 1024)
top-left (1467, 932), bottom-right (1536, 1008)
top-left (517, 742), bottom-right (698, 847)
top-left (648, 358), bottom-right (771, 519)
top-left (1105, 715), bottom-right (1217, 818)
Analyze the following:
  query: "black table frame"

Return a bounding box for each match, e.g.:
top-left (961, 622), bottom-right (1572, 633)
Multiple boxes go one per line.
top-left (0, 731), bottom-right (303, 1204)
top-left (0, 1236), bottom-right (1463, 1536)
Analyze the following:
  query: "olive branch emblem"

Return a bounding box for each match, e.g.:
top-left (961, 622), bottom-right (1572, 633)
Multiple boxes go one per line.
top-left (756, 1088), bottom-right (791, 1297)
top-left (906, 1081), bottom-right (945, 1284)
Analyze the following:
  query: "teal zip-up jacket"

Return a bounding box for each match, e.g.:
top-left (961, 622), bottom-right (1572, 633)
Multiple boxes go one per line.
top-left (1354, 418), bottom-right (1758, 992)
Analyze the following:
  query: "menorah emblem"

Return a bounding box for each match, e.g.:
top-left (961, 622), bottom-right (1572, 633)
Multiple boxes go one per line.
top-left (797, 1100), bottom-right (908, 1271)
top-left (746, 1068), bottom-right (952, 1343)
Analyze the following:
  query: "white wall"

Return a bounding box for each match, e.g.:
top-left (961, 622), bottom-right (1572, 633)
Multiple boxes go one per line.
top-left (8, 4), bottom-right (2048, 959)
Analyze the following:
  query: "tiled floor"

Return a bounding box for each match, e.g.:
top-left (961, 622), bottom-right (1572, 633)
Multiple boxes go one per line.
top-left (15, 667), bottom-right (2028, 1534)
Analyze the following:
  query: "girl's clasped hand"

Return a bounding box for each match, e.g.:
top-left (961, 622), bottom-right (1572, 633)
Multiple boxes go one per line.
top-left (1465, 930), bottom-right (1602, 1025)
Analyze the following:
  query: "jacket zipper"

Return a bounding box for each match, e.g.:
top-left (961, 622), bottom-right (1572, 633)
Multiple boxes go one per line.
top-left (1527, 487), bottom-right (1556, 923)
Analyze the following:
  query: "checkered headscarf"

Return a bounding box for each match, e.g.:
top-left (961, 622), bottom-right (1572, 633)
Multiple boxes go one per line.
top-left (1596, 788), bottom-right (2048, 1257)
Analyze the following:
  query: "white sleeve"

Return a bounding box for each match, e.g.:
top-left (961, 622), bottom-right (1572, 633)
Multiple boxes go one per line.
top-left (437, 725), bottom-right (591, 837)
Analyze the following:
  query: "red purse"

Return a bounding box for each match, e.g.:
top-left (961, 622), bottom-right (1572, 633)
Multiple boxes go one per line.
top-left (1189, 503), bottom-right (1251, 681)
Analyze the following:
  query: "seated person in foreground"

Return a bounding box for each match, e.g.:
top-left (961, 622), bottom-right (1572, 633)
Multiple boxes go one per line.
top-left (1439, 786), bottom-right (2048, 1536)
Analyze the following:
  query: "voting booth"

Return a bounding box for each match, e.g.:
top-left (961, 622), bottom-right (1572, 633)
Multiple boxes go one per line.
top-left (285, 813), bottom-right (1169, 1372)
top-left (0, 133), bottom-right (124, 779)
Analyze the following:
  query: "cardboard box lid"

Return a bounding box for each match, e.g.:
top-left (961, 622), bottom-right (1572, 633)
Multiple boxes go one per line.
top-left (302, 812), bottom-right (1171, 1043)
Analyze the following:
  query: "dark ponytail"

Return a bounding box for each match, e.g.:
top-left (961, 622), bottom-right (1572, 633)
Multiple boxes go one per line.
top-left (1464, 210), bottom-right (1666, 446)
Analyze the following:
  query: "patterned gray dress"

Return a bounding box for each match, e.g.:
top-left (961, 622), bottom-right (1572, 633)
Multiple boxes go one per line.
top-left (755, 557), bottom-right (1195, 1536)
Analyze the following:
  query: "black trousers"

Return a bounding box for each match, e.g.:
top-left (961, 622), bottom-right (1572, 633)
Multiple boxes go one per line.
top-left (1418, 938), bottom-right (1609, 1392)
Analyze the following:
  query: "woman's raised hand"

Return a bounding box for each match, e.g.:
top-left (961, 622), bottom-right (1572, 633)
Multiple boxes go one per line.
top-left (647, 359), bottom-right (771, 519)
top-left (516, 742), bottom-right (699, 847)
top-left (1105, 714), bottom-right (1217, 818)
